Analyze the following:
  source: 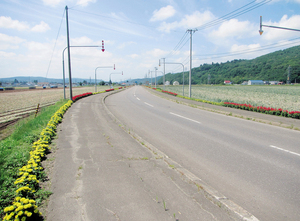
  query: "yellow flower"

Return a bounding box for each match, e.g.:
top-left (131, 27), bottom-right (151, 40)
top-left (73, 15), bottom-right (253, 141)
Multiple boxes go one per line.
top-left (4, 205), bottom-right (15, 212)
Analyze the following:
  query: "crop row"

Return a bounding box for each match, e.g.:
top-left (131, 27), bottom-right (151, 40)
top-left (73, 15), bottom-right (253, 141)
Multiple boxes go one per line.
top-left (164, 85), bottom-right (300, 112)
top-left (150, 86), bottom-right (300, 120)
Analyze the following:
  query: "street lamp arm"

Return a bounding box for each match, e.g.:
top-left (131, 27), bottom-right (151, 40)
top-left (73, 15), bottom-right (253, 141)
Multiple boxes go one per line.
top-left (95, 65), bottom-right (115, 92)
top-left (162, 61), bottom-right (185, 96)
top-left (62, 45), bottom-right (102, 99)
top-left (259, 16), bottom-right (300, 35)
top-left (262, 24), bottom-right (300, 32)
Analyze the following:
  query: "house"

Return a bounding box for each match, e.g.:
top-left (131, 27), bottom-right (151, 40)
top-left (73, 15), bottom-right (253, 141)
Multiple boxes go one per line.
top-left (269, 81), bottom-right (279, 85)
top-left (224, 80), bottom-right (232, 84)
top-left (248, 80), bottom-right (264, 85)
top-left (173, 81), bottom-right (179, 86)
top-left (165, 81), bottom-right (170, 86)
top-left (241, 81), bottom-right (248, 85)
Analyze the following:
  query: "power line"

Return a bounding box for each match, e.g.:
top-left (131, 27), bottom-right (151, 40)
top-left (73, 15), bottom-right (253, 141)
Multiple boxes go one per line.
top-left (195, 0), bottom-right (272, 30)
top-left (165, 0), bottom-right (272, 72)
top-left (193, 37), bottom-right (300, 60)
top-left (165, 32), bottom-right (189, 58)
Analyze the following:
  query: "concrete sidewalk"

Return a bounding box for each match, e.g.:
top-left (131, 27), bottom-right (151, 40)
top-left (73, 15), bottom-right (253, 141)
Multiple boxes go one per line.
top-left (46, 92), bottom-right (233, 221)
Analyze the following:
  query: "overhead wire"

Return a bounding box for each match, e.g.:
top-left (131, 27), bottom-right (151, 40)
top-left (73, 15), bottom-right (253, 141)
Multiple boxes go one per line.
top-left (37, 8), bottom-right (66, 108)
top-left (196, 0), bottom-right (272, 31)
top-left (193, 37), bottom-right (300, 61)
top-left (166, 0), bottom-right (273, 73)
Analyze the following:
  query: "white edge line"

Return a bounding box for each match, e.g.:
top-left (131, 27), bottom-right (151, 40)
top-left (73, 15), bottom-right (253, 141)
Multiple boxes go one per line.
top-left (170, 112), bottom-right (201, 124)
top-left (270, 145), bottom-right (300, 157)
top-left (144, 102), bottom-right (153, 107)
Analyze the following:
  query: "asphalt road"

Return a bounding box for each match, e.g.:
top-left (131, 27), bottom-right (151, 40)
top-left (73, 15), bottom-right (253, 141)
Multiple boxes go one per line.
top-left (105, 85), bottom-right (300, 221)
top-left (47, 91), bottom-right (233, 221)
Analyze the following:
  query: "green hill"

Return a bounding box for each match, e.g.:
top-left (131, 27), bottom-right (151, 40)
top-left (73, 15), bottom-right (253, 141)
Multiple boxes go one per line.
top-left (158, 45), bottom-right (300, 85)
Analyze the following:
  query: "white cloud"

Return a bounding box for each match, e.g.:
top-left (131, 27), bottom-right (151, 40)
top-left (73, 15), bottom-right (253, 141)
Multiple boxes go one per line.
top-left (25, 41), bottom-right (50, 52)
top-left (0, 51), bottom-right (16, 57)
top-left (0, 33), bottom-right (25, 50)
top-left (42, 0), bottom-right (65, 7)
top-left (158, 10), bottom-right (215, 32)
top-left (209, 19), bottom-right (255, 39)
top-left (0, 16), bottom-right (29, 31)
top-left (261, 14), bottom-right (300, 41)
top-left (130, 54), bottom-right (139, 59)
top-left (231, 43), bottom-right (261, 52)
top-left (146, 48), bottom-right (168, 58)
top-left (150, 5), bottom-right (176, 22)
top-left (76, 0), bottom-right (96, 7)
top-left (117, 41), bottom-right (136, 49)
top-left (31, 21), bottom-right (50, 32)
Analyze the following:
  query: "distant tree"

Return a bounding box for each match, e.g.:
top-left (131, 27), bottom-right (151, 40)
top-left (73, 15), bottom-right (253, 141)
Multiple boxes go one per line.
top-left (33, 80), bottom-right (38, 84)
top-left (99, 81), bottom-right (105, 85)
top-left (14, 79), bottom-right (19, 84)
top-left (83, 80), bottom-right (87, 85)
top-left (79, 82), bottom-right (83, 86)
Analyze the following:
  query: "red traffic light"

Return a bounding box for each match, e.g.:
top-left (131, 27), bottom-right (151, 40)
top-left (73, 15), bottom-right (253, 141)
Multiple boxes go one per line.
top-left (102, 40), bottom-right (105, 52)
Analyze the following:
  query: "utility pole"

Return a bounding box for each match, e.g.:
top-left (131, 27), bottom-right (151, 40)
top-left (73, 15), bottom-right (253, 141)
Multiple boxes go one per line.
top-left (187, 29), bottom-right (197, 98)
top-left (65, 6), bottom-right (73, 100)
top-left (287, 65), bottom-right (291, 84)
top-left (159, 58), bottom-right (166, 90)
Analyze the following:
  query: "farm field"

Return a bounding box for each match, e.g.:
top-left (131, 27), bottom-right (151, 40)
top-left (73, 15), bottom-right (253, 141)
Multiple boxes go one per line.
top-left (164, 85), bottom-right (300, 112)
top-left (0, 86), bottom-right (110, 113)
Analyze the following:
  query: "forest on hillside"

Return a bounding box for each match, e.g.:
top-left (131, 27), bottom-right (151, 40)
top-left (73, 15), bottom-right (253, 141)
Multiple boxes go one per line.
top-left (158, 45), bottom-right (300, 85)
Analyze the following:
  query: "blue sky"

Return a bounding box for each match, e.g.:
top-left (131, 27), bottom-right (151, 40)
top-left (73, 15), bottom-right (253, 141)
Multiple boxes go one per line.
top-left (1, 0), bottom-right (300, 82)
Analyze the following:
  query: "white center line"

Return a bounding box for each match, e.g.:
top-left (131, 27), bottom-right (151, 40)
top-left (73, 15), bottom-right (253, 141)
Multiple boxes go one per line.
top-left (144, 102), bottom-right (153, 107)
top-left (136, 97), bottom-right (140, 101)
top-left (170, 112), bottom-right (201, 124)
top-left (269, 145), bottom-right (300, 157)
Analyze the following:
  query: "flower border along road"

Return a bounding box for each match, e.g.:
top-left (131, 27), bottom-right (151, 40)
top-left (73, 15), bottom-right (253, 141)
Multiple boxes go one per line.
top-left (2, 88), bottom-right (126, 221)
top-left (2, 100), bottom-right (73, 221)
top-left (149, 86), bottom-right (300, 120)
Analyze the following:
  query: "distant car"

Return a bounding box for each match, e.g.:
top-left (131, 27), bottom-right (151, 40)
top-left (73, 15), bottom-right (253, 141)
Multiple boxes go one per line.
top-left (0, 87), bottom-right (3, 91)
top-left (43, 86), bottom-right (46, 89)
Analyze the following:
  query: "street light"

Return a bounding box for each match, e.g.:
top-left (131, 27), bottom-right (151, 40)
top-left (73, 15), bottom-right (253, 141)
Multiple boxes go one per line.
top-left (259, 16), bottom-right (300, 35)
top-left (259, 16), bottom-right (300, 84)
top-left (163, 61), bottom-right (185, 96)
top-left (154, 67), bottom-right (158, 88)
top-left (109, 72), bottom-right (123, 88)
top-left (95, 64), bottom-right (115, 92)
top-left (62, 45), bottom-right (101, 99)
top-left (159, 58), bottom-right (165, 90)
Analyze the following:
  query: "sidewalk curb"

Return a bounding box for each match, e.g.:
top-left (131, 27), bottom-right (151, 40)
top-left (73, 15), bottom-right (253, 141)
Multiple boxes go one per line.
top-left (102, 88), bottom-right (260, 221)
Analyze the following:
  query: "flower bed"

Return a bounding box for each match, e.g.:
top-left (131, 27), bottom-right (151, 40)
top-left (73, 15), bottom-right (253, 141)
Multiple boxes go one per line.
top-left (72, 92), bottom-right (93, 102)
top-left (161, 90), bottom-right (178, 96)
top-left (223, 102), bottom-right (300, 119)
top-left (2, 100), bottom-right (73, 221)
top-left (105, 89), bottom-right (114, 92)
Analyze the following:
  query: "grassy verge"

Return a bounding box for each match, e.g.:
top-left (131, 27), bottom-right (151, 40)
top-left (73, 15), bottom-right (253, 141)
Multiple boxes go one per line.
top-left (0, 99), bottom-right (69, 219)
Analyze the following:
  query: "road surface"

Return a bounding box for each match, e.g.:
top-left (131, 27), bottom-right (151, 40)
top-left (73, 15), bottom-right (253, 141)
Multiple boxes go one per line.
top-left (105, 86), bottom-right (300, 221)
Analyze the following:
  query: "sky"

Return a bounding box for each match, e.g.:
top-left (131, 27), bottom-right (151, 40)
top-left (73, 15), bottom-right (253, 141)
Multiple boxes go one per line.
top-left (1, 0), bottom-right (300, 82)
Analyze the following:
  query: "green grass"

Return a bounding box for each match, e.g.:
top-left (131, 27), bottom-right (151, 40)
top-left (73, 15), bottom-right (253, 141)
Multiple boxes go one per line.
top-left (0, 99), bottom-right (68, 218)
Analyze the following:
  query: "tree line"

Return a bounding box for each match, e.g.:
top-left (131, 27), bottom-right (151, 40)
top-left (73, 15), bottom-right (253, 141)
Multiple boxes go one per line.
top-left (158, 45), bottom-right (300, 85)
